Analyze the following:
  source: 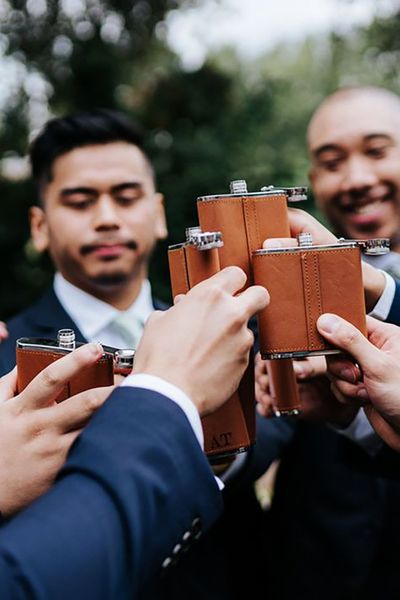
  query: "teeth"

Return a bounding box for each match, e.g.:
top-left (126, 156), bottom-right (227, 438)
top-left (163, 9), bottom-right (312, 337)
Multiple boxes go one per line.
top-left (353, 200), bottom-right (382, 215)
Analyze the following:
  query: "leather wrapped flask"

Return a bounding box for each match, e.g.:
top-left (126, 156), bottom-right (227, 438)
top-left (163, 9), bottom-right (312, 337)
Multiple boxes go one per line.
top-left (168, 227), bottom-right (256, 462)
top-left (266, 359), bottom-right (300, 416)
top-left (197, 180), bottom-right (306, 416)
top-left (16, 329), bottom-right (133, 401)
top-left (197, 180), bottom-right (307, 282)
top-left (253, 234), bottom-right (390, 359)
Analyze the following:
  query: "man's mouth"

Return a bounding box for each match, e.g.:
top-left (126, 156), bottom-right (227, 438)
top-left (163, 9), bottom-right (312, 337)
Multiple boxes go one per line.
top-left (350, 200), bottom-right (385, 216)
top-left (81, 240), bottom-right (138, 259)
top-left (338, 195), bottom-right (392, 228)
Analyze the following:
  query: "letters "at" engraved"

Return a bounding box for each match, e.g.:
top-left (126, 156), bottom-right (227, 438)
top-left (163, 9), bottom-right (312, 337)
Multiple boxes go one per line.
top-left (211, 432), bottom-right (233, 449)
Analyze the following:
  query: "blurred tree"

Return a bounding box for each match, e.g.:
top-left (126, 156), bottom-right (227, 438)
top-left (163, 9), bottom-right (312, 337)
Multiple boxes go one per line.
top-left (0, 0), bottom-right (194, 316)
top-left (2, 0), bottom-right (189, 112)
top-left (1, 2), bottom-right (400, 316)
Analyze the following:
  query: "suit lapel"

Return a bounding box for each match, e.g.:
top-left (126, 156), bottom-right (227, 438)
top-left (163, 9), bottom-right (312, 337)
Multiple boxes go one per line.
top-left (152, 297), bottom-right (169, 312)
top-left (24, 287), bottom-right (87, 342)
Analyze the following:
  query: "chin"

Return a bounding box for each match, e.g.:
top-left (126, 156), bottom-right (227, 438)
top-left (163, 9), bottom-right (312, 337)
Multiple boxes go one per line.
top-left (91, 271), bottom-right (130, 287)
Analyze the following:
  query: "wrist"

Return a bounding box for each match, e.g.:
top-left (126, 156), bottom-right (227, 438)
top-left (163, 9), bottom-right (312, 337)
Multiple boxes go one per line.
top-left (362, 263), bottom-right (386, 312)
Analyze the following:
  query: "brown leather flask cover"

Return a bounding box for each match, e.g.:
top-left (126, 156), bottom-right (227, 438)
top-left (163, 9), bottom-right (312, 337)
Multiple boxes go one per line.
top-left (197, 188), bottom-right (300, 416)
top-left (266, 359), bottom-right (300, 415)
top-left (168, 239), bottom-right (256, 459)
top-left (168, 244), bottom-right (220, 294)
top-left (197, 191), bottom-right (290, 283)
top-left (16, 345), bottom-right (114, 403)
top-left (253, 245), bottom-right (367, 358)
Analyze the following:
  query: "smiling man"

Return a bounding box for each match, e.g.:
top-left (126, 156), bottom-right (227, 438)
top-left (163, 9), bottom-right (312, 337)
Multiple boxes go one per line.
top-left (0, 110), bottom-right (168, 374)
top-left (308, 85), bottom-right (400, 276)
top-left (260, 87), bottom-right (400, 600)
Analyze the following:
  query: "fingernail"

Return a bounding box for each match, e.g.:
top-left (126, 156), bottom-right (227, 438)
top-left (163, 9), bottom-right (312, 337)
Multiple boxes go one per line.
top-left (317, 314), bottom-right (340, 334)
top-left (293, 363), bottom-right (305, 378)
top-left (88, 342), bottom-right (103, 355)
top-left (339, 367), bottom-right (356, 383)
top-left (263, 239), bottom-right (283, 249)
top-left (357, 387), bottom-right (369, 400)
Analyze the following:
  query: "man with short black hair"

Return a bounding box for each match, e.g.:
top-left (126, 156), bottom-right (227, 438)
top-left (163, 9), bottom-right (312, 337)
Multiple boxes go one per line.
top-left (0, 109), bottom-right (168, 373)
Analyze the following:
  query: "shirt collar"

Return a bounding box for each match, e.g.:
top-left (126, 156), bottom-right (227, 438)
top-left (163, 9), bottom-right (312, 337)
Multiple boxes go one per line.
top-left (53, 272), bottom-right (154, 340)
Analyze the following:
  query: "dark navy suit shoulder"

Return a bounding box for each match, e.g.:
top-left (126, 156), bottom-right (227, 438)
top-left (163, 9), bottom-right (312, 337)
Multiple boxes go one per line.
top-left (0, 288), bottom-right (167, 376)
top-left (0, 287), bottom-right (84, 375)
top-left (0, 386), bottom-right (222, 599)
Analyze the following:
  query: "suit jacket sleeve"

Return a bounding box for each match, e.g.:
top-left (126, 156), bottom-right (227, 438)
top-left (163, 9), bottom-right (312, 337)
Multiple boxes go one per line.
top-left (0, 387), bottom-right (222, 599)
top-left (386, 278), bottom-right (400, 325)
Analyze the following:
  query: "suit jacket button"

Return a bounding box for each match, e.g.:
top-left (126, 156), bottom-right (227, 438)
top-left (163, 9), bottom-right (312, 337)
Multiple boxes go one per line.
top-left (182, 530), bottom-right (192, 543)
top-left (172, 543), bottom-right (182, 556)
top-left (181, 531), bottom-right (192, 552)
top-left (162, 557), bottom-right (173, 570)
top-left (191, 517), bottom-right (202, 540)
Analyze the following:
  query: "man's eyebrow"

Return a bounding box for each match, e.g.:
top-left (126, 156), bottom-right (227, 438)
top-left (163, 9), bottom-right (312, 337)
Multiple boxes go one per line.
top-left (111, 181), bottom-right (144, 194)
top-left (60, 187), bottom-right (97, 197)
top-left (364, 133), bottom-right (394, 143)
top-left (312, 144), bottom-right (343, 159)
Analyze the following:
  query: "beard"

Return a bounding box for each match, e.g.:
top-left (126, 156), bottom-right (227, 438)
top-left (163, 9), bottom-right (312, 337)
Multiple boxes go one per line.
top-left (91, 270), bottom-right (131, 288)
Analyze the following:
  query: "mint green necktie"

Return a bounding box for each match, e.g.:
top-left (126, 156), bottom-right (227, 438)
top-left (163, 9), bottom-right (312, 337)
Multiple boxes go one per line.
top-left (111, 312), bottom-right (144, 349)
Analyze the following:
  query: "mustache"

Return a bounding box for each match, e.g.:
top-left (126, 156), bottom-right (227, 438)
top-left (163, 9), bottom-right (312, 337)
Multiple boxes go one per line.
top-left (80, 239), bottom-right (138, 255)
top-left (334, 184), bottom-right (395, 211)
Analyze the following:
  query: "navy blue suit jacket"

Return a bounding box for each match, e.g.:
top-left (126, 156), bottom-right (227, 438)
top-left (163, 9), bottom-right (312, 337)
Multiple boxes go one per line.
top-left (260, 278), bottom-right (400, 599)
top-left (0, 386), bottom-right (222, 599)
top-left (0, 286), bottom-right (167, 375)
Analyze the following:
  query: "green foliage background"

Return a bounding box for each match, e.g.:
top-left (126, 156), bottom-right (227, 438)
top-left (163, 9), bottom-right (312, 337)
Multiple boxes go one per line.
top-left (1, 1), bottom-right (400, 317)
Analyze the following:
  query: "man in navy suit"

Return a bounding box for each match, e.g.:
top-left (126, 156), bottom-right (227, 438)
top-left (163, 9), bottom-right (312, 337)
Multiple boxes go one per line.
top-left (0, 266), bottom-right (269, 599)
top-left (0, 109), bottom-right (290, 600)
top-left (0, 109), bottom-right (173, 516)
top-left (0, 109), bottom-right (169, 374)
top-left (256, 87), bottom-right (400, 600)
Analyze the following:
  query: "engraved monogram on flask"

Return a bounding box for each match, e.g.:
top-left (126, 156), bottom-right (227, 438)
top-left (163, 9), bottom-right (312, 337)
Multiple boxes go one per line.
top-left (211, 431), bottom-right (233, 450)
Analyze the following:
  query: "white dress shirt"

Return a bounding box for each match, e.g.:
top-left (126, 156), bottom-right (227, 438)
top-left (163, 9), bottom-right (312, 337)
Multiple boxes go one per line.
top-left (368, 270), bottom-right (396, 322)
top-left (53, 272), bottom-right (154, 347)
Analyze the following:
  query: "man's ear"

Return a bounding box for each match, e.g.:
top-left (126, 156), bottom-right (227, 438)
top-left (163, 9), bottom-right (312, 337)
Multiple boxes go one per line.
top-left (29, 206), bottom-right (50, 252)
top-left (154, 193), bottom-right (168, 240)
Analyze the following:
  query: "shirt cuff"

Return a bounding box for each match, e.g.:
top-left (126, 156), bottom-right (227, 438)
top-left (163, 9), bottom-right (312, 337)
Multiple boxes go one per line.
top-left (332, 409), bottom-right (382, 456)
top-left (368, 271), bottom-right (396, 321)
top-left (121, 373), bottom-right (204, 448)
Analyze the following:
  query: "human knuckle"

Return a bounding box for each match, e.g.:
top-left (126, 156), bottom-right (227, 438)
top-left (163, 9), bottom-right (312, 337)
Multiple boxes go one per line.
top-left (82, 389), bottom-right (103, 413)
top-left (229, 307), bottom-right (247, 330)
top-left (340, 326), bottom-right (359, 346)
top-left (40, 367), bottom-right (61, 389)
top-left (26, 416), bottom-right (47, 441)
top-left (206, 284), bottom-right (224, 303)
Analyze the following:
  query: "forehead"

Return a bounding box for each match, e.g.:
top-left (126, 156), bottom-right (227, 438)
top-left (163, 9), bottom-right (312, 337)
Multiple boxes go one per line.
top-left (50, 142), bottom-right (152, 188)
top-left (308, 95), bottom-right (400, 152)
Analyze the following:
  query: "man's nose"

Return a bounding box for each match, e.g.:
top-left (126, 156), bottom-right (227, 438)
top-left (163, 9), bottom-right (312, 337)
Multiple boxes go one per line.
top-left (93, 196), bottom-right (121, 230)
top-left (341, 155), bottom-right (379, 193)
